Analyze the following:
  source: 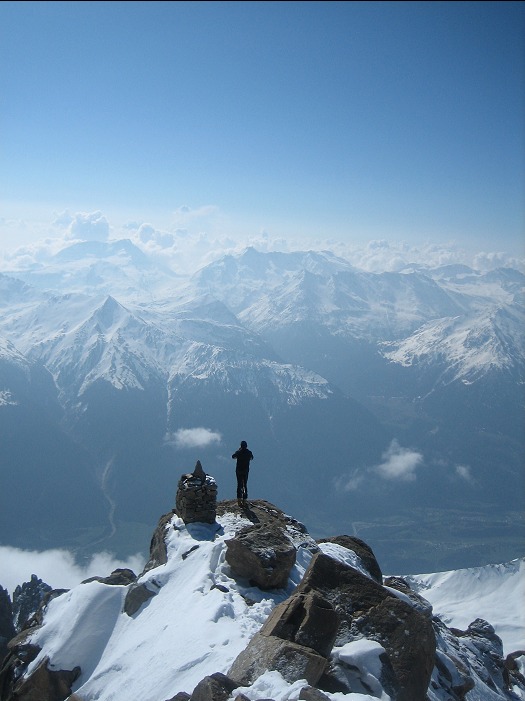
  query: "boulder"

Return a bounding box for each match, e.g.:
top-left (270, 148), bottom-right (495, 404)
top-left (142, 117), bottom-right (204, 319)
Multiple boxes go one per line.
top-left (259, 591), bottom-right (339, 657)
top-left (225, 524), bottom-right (296, 590)
top-left (81, 568), bottom-right (137, 586)
top-left (190, 672), bottom-right (238, 701)
top-left (296, 552), bottom-right (435, 701)
top-left (228, 632), bottom-right (328, 686)
top-left (0, 655), bottom-right (80, 701)
top-left (317, 536), bottom-right (383, 584)
top-left (124, 583), bottom-right (156, 616)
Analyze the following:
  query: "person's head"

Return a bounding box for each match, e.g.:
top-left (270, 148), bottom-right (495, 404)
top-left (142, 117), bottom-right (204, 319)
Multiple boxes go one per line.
top-left (240, 440), bottom-right (247, 448)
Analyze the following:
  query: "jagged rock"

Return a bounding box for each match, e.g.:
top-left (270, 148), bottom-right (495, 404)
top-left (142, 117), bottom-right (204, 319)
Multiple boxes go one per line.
top-left (81, 567), bottom-right (137, 586)
top-left (0, 586), bottom-right (16, 661)
top-left (190, 672), bottom-right (238, 701)
top-left (259, 591), bottom-right (339, 657)
top-left (228, 632), bottom-right (328, 686)
top-left (124, 582), bottom-right (156, 616)
top-left (296, 552), bottom-right (435, 701)
top-left (165, 693), bottom-right (191, 701)
top-left (0, 652), bottom-right (79, 701)
top-left (143, 510), bottom-right (176, 573)
top-left (317, 535), bottom-right (383, 584)
top-left (383, 575), bottom-right (434, 618)
top-left (12, 574), bottom-right (52, 631)
top-left (225, 524), bottom-right (296, 590)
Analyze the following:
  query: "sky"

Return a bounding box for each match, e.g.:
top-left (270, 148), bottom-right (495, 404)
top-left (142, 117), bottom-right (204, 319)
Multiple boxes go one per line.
top-left (0, 1), bottom-right (524, 269)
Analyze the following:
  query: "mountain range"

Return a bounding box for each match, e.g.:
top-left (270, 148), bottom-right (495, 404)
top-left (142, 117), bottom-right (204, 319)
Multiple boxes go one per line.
top-left (0, 240), bottom-right (523, 573)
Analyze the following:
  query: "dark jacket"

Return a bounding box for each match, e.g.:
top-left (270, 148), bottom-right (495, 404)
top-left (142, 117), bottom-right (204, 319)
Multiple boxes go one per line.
top-left (232, 447), bottom-right (253, 471)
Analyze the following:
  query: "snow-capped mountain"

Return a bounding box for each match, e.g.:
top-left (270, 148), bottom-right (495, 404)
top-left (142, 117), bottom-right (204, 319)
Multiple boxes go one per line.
top-left (0, 242), bottom-right (523, 573)
top-left (1, 498), bottom-right (523, 701)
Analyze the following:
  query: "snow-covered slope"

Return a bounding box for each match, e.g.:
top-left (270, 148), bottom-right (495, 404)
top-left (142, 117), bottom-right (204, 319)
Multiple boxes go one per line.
top-left (407, 558), bottom-right (525, 655)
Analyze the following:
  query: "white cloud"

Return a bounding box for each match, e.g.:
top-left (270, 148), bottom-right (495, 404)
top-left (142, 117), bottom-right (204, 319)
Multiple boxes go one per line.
top-left (455, 464), bottom-right (474, 483)
top-left (373, 439), bottom-right (423, 482)
top-left (0, 547), bottom-right (145, 596)
top-left (66, 210), bottom-right (110, 241)
top-left (166, 427), bottom-right (222, 449)
top-left (335, 470), bottom-right (366, 492)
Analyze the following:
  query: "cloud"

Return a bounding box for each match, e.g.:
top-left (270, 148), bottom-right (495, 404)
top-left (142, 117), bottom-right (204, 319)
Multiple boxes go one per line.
top-left (166, 427), bottom-right (222, 449)
top-left (455, 464), bottom-right (474, 483)
top-left (334, 470), bottom-right (366, 492)
top-left (0, 547), bottom-right (145, 596)
top-left (66, 210), bottom-right (110, 241)
top-left (373, 439), bottom-right (423, 481)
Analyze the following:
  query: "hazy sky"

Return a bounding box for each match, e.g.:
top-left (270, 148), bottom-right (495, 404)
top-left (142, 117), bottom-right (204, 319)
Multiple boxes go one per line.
top-left (1, 1), bottom-right (524, 261)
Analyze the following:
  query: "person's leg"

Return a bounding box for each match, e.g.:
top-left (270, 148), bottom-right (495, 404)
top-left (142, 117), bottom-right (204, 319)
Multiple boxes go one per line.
top-left (236, 469), bottom-right (243, 502)
top-left (243, 469), bottom-right (249, 500)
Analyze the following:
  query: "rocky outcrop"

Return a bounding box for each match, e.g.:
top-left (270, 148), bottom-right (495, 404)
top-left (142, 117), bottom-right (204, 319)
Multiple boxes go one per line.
top-left (0, 654), bottom-right (80, 701)
top-left (0, 587), bottom-right (15, 662)
top-left (12, 575), bottom-right (52, 631)
top-left (300, 552), bottom-right (435, 701)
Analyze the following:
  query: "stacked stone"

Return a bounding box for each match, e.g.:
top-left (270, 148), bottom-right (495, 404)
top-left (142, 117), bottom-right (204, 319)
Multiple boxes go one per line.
top-left (175, 461), bottom-right (217, 524)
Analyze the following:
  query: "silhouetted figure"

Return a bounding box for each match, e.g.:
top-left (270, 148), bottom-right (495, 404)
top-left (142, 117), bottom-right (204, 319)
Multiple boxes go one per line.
top-left (232, 440), bottom-right (253, 506)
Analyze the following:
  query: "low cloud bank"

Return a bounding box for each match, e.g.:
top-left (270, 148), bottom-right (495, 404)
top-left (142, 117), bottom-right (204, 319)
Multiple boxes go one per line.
top-left (165, 427), bottom-right (222, 449)
top-left (0, 547), bottom-right (145, 597)
top-left (1, 208), bottom-right (523, 276)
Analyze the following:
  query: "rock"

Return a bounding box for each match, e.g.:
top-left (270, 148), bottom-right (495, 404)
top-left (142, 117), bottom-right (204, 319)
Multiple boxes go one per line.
top-left (165, 693), bottom-right (191, 701)
top-left (190, 672), bottom-right (238, 701)
top-left (225, 524), bottom-right (296, 590)
top-left (0, 654), bottom-right (80, 701)
top-left (259, 591), bottom-right (339, 657)
top-left (317, 536), bottom-right (383, 584)
top-left (296, 552), bottom-right (435, 701)
top-left (298, 685), bottom-right (332, 701)
top-left (228, 633), bottom-right (328, 686)
top-left (81, 568), bottom-right (137, 586)
top-left (124, 583), bottom-right (156, 616)
top-left (0, 586), bottom-right (15, 661)
top-left (143, 511), bottom-right (176, 573)
top-left (12, 574), bottom-right (52, 631)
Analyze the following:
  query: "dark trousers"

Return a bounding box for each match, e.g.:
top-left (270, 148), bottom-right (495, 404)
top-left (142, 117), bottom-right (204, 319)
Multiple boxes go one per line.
top-left (236, 467), bottom-right (249, 499)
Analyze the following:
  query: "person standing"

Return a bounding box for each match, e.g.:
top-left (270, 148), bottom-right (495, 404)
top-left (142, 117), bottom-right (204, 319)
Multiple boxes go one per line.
top-left (232, 440), bottom-right (253, 506)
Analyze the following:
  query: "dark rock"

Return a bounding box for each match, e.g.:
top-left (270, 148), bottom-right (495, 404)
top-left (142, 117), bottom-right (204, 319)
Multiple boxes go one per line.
top-left (298, 685), bottom-right (332, 701)
top-left (143, 511), bottom-right (176, 573)
top-left (317, 535), bottom-right (383, 584)
top-left (225, 524), bottom-right (296, 590)
top-left (124, 583), bottom-right (156, 616)
top-left (0, 586), bottom-right (15, 661)
top-left (12, 574), bottom-right (52, 631)
top-left (296, 552), bottom-right (435, 701)
top-left (0, 654), bottom-right (80, 701)
top-left (82, 568), bottom-right (137, 586)
top-left (190, 672), bottom-right (238, 701)
top-left (165, 693), bottom-right (191, 701)
top-left (383, 576), bottom-right (433, 618)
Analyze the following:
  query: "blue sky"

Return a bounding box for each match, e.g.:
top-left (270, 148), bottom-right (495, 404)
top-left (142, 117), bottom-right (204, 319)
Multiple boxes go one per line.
top-left (1, 1), bottom-right (524, 263)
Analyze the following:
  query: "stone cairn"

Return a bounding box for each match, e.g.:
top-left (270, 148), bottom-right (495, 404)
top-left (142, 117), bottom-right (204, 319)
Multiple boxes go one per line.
top-left (175, 460), bottom-right (217, 524)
